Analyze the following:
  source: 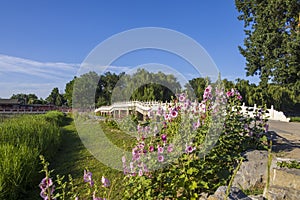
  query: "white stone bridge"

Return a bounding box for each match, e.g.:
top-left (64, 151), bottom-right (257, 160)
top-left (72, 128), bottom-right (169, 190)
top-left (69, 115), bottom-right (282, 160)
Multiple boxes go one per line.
top-left (95, 101), bottom-right (290, 122)
top-left (95, 101), bottom-right (166, 120)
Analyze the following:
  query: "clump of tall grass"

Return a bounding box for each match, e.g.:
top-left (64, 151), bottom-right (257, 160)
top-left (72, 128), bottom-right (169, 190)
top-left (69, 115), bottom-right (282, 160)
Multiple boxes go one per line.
top-left (0, 111), bottom-right (64, 199)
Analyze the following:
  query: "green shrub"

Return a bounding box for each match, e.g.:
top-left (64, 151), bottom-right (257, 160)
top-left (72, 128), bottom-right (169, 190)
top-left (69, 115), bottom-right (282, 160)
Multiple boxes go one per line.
top-left (121, 86), bottom-right (269, 199)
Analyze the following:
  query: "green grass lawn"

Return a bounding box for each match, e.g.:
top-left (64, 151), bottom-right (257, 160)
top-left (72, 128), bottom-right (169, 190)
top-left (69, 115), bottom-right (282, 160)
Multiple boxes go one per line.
top-left (26, 116), bottom-right (136, 199)
top-left (290, 116), bottom-right (300, 122)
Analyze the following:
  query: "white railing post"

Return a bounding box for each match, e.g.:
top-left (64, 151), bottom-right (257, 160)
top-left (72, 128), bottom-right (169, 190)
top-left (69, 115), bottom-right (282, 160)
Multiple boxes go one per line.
top-left (270, 105), bottom-right (274, 119)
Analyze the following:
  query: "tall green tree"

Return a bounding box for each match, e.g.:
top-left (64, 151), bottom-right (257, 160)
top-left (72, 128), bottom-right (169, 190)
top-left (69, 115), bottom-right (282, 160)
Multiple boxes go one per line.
top-left (46, 87), bottom-right (65, 106)
top-left (235, 0), bottom-right (300, 91)
top-left (64, 77), bottom-right (76, 107)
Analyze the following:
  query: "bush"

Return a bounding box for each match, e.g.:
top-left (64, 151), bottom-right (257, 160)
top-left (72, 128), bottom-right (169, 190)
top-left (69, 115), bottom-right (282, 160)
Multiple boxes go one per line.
top-left (121, 86), bottom-right (269, 199)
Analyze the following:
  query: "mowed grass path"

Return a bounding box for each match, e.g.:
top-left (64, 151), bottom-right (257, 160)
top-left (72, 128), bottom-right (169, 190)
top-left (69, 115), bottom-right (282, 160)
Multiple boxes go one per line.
top-left (26, 116), bottom-right (136, 199)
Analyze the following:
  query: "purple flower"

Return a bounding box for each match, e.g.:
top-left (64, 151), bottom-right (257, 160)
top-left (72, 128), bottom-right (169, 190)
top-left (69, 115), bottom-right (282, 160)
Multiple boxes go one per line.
top-left (170, 109), bottom-right (178, 118)
top-left (205, 85), bottom-right (212, 93)
top-left (226, 91), bottom-right (233, 98)
top-left (101, 176), bottom-right (110, 187)
top-left (83, 170), bottom-right (92, 182)
top-left (138, 169), bottom-right (143, 176)
top-left (199, 103), bottom-right (206, 112)
top-left (39, 177), bottom-right (53, 191)
top-left (178, 94), bottom-right (186, 102)
top-left (149, 145), bottom-right (154, 152)
top-left (164, 113), bottom-right (171, 121)
top-left (158, 146), bottom-right (164, 154)
top-left (203, 85), bottom-right (212, 100)
top-left (83, 170), bottom-right (94, 187)
top-left (161, 134), bottom-right (167, 142)
top-left (193, 119), bottom-right (201, 130)
top-left (133, 153), bottom-right (140, 161)
top-left (40, 189), bottom-right (47, 199)
top-left (248, 131), bottom-right (253, 137)
top-left (39, 178), bottom-right (55, 200)
top-left (158, 155), bottom-right (164, 162)
top-left (265, 124), bottom-right (269, 132)
top-left (185, 145), bottom-right (195, 153)
top-left (167, 144), bottom-right (173, 153)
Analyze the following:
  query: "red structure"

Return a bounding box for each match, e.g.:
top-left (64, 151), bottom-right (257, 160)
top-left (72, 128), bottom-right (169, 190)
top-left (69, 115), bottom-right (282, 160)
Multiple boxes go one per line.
top-left (0, 99), bottom-right (71, 113)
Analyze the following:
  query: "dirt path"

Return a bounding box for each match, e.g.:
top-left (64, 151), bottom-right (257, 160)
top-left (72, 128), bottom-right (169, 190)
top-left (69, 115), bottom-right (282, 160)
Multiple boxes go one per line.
top-left (268, 120), bottom-right (300, 160)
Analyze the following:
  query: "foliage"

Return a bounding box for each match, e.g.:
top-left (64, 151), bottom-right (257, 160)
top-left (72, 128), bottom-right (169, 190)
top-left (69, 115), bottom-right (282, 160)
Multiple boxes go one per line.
top-left (277, 160), bottom-right (300, 169)
top-left (46, 87), bottom-right (65, 106)
top-left (235, 0), bottom-right (300, 94)
top-left (64, 77), bottom-right (76, 107)
top-left (186, 77), bottom-right (299, 114)
top-left (11, 93), bottom-right (46, 104)
top-left (290, 116), bottom-right (300, 122)
top-left (0, 112), bottom-right (64, 199)
top-left (121, 86), bottom-right (269, 199)
top-left (105, 118), bottom-right (119, 129)
top-left (72, 69), bottom-right (182, 109)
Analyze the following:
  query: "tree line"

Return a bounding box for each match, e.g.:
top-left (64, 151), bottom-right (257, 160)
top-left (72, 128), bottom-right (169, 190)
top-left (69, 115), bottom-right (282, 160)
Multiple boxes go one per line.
top-left (8, 68), bottom-right (300, 115)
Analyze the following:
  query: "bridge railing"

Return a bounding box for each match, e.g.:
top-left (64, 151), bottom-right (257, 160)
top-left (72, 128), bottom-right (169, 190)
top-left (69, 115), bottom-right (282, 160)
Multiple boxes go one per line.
top-left (95, 101), bottom-right (290, 122)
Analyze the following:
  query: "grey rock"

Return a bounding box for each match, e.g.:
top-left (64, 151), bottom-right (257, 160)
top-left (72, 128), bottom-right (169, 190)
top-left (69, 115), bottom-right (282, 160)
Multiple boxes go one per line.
top-left (248, 194), bottom-right (265, 200)
top-left (208, 186), bottom-right (252, 200)
top-left (267, 185), bottom-right (300, 200)
top-left (265, 167), bottom-right (300, 200)
top-left (233, 150), bottom-right (268, 190)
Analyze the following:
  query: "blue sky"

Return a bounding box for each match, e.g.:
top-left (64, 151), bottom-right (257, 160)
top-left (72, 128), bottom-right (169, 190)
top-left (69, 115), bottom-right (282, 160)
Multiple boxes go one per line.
top-left (0, 0), bottom-right (259, 98)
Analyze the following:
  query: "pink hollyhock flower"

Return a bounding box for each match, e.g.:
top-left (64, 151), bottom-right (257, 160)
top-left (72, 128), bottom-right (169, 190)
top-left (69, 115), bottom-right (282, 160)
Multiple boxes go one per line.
top-left (170, 109), bottom-right (178, 118)
top-left (164, 113), bottom-right (171, 121)
top-left (158, 155), bottom-right (164, 162)
top-left (185, 145), bottom-right (195, 153)
top-left (193, 119), bottom-right (201, 130)
top-left (167, 144), bottom-right (173, 153)
top-left (178, 94), bottom-right (186, 102)
top-left (158, 145), bottom-right (164, 154)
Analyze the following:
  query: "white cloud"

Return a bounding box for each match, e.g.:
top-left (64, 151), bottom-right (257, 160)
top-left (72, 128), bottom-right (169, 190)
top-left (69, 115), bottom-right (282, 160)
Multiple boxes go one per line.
top-left (0, 54), bottom-right (79, 80)
top-left (0, 54), bottom-right (132, 98)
